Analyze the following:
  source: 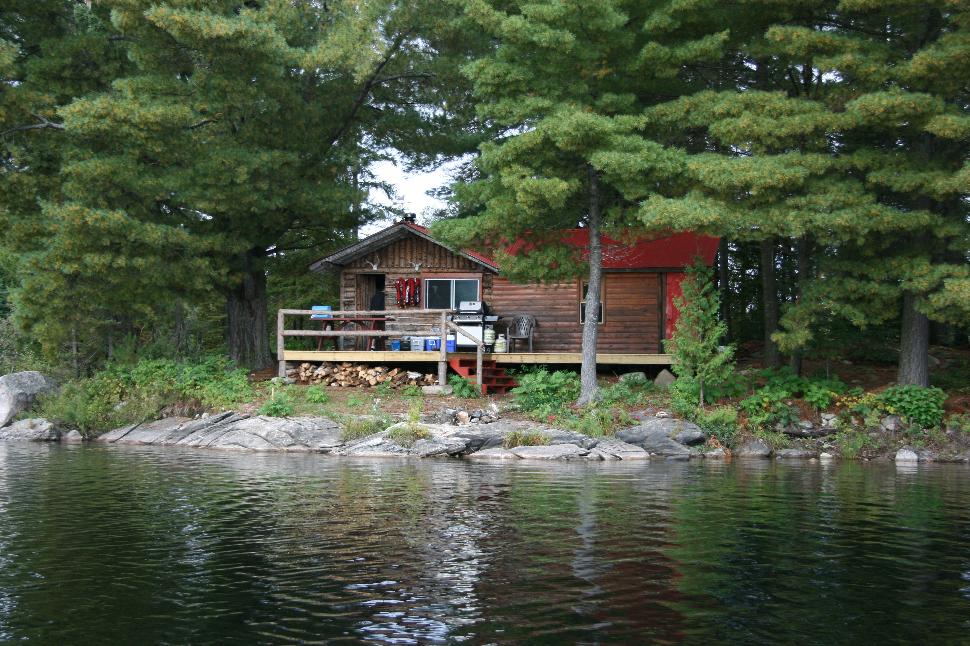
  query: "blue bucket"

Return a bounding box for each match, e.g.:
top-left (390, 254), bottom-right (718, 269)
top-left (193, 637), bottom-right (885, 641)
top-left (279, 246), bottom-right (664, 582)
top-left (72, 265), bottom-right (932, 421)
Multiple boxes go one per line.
top-left (310, 305), bottom-right (333, 320)
top-left (390, 339), bottom-right (401, 351)
top-left (425, 337), bottom-right (441, 351)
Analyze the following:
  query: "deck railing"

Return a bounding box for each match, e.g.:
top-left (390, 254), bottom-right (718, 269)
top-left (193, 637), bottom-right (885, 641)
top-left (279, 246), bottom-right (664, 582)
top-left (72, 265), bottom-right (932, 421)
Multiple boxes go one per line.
top-left (276, 308), bottom-right (484, 389)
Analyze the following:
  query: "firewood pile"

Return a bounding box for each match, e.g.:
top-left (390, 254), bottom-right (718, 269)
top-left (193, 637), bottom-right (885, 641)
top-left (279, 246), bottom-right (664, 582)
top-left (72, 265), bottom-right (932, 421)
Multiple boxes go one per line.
top-left (288, 362), bottom-right (436, 388)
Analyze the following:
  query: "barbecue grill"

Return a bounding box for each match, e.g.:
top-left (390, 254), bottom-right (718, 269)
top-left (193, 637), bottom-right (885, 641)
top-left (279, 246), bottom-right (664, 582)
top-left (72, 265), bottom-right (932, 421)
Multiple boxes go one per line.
top-left (451, 301), bottom-right (499, 349)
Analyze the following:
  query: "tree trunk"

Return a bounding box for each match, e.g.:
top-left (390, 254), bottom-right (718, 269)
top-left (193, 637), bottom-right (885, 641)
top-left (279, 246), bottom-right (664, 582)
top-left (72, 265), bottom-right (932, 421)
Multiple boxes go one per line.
top-left (578, 165), bottom-right (603, 406)
top-left (788, 236), bottom-right (810, 376)
top-left (898, 291), bottom-right (929, 386)
top-left (760, 237), bottom-right (781, 369)
top-left (226, 254), bottom-right (272, 369)
top-left (717, 238), bottom-right (730, 341)
top-left (174, 299), bottom-right (187, 356)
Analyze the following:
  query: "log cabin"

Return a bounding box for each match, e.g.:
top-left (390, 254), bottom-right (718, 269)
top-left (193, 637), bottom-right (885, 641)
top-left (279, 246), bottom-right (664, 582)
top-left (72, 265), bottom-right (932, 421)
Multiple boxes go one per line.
top-left (306, 216), bottom-right (719, 357)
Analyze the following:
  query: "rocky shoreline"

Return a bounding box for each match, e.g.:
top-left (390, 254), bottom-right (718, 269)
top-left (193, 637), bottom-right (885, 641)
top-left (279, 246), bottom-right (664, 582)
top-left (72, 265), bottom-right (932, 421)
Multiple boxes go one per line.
top-left (2, 410), bottom-right (966, 464)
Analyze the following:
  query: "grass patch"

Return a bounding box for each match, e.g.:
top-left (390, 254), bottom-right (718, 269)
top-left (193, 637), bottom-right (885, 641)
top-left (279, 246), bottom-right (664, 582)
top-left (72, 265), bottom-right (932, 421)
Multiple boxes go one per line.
top-left (339, 415), bottom-right (391, 442)
top-left (386, 424), bottom-right (431, 447)
top-left (448, 374), bottom-right (481, 399)
top-left (503, 429), bottom-right (549, 448)
top-left (258, 386), bottom-right (295, 417)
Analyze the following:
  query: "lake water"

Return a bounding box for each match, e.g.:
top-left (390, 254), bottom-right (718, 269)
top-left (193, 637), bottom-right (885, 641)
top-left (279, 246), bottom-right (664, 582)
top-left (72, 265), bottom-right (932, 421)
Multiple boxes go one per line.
top-left (1, 444), bottom-right (969, 644)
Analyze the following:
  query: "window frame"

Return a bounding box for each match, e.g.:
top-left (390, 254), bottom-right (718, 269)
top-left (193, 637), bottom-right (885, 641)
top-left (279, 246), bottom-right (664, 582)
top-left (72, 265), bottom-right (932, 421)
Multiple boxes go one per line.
top-left (424, 277), bottom-right (481, 310)
top-left (579, 279), bottom-right (605, 325)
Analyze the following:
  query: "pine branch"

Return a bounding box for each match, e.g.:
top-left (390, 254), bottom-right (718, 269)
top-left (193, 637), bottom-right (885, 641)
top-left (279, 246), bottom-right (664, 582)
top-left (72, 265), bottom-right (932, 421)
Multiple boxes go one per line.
top-left (0, 113), bottom-right (65, 137)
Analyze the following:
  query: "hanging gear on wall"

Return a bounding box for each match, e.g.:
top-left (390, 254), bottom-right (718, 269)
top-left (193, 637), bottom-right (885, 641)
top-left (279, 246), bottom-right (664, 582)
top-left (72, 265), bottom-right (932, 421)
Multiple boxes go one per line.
top-left (394, 277), bottom-right (406, 307)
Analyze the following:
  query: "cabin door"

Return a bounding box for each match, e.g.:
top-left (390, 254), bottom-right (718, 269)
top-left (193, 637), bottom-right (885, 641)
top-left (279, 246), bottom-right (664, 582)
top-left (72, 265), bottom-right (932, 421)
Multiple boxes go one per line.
top-left (356, 274), bottom-right (386, 311)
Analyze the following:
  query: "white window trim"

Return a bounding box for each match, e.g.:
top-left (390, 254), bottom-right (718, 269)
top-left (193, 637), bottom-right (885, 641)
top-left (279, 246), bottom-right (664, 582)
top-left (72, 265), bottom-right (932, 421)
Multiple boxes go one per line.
top-left (580, 280), bottom-right (605, 325)
top-left (425, 278), bottom-right (481, 310)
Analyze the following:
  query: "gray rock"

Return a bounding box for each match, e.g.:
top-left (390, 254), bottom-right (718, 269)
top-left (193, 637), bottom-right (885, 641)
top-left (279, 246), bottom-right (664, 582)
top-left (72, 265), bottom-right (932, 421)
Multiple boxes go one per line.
top-left (655, 410), bottom-right (672, 418)
top-left (584, 448), bottom-right (616, 460)
top-left (819, 451), bottom-right (835, 461)
top-left (0, 417), bottom-right (60, 441)
top-left (703, 447), bottom-right (727, 459)
top-left (422, 384), bottom-right (453, 396)
top-left (432, 408), bottom-right (458, 424)
top-left (820, 413), bottom-right (838, 430)
top-left (0, 371), bottom-right (55, 428)
top-left (616, 418), bottom-right (696, 456)
top-left (653, 369), bottom-right (676, 387)
top-left (509, 444), bottom-right (588, 460)
top-left (881, 415), bottom-right (905, 433)
top-left (467, 447), bottom-right (519, 460)
top-left (777, 448), bottom-right (817, 459)
top-left (592, 437), bottom-right (649, 460)
top-left (783, 419), bottom-right (833, 438)
top-left (665, 453), bottom-right (690, 461)
top-left (737, 439), bottom-right (772, 458)
top-left (411, 437), bottom-right (467, 458)
top-left (894, 447), bottom-right (919, 462)
top-left (97, 414), bottom-right (344, 453)
top-left (674, 429), bottom-right (706, 446)
top-left (62, 430), bottom-right (84, 443)
top-left (336, 434), bottom-right (410, 457)
top-left (620, 371), bottom-right (647, 383)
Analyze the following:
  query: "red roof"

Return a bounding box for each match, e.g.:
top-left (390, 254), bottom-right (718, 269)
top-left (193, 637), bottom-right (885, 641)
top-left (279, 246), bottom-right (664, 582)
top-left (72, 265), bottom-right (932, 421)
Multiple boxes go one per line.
top-left (504, 229), bottom-right (719, 270)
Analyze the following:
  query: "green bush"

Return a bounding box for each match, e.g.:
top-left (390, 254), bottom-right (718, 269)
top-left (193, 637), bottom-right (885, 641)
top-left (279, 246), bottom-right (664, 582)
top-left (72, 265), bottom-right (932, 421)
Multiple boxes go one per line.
top-left (563, 405), bottom-right (629, 438)
top-left (740, 385), bottom-right (799, 430)
top-left (669, 378), bottom-right (701, 418)
top-left (511, 368), bottom-right (580, 416)
top-left (601, 377), bottom-right (655, 407)
top-left (877, 385), bottom-right (946, 428)
top-left (258, 388), bottom-right (294, 417)
top-left (304, 386), bottom-right (330, 404)
top-left (695, 406), bottom-right (738, 445)
top-left (449, 374), bottom-right (481, 399)
top-left (35, 356), bottom-right (254, 435)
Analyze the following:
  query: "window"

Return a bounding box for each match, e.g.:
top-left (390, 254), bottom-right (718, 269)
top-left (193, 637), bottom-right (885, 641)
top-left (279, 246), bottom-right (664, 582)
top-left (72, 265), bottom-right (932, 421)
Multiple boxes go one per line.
top-left (425, 278), bottom-right (480, 309)
top-left (580, 281), bottom-right (604, 324)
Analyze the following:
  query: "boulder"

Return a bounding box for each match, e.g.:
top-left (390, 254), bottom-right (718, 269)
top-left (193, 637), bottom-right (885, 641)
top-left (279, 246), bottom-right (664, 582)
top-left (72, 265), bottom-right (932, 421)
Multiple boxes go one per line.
top-left (431, 408), bottom-right (459, 425)
top-left (422, 384), bottom-right (453, 396)
top-left (619, 371), bottom-right (647, 383)
top-left (820, 413), bottom-right (838, 430)
top-left (616, 418), bottom-right (696, 456)
top-left (592, 437), bottom-right (649, 460)
top-left (456, 411), bottom-right (470, 425)
top-left (880, 415), bottom-right (905, 433)
top-left (62, 430), bottom-right (84, 443)
top-left (703, 447), bottom-right (727, 459)
top-left (467, 447), bottom-right (519, 460)
top-left (653, 369), bottom-right (676, 387)
top-left (0, 371), bottom-right (55, 428)
top-left (0, 417), bottom-right (60, 441)
top-left (819, 452), bottom-right (835, 461)
top-left (782, 419), bottom-right (833, 438)
top-left (737, 439), bottom-right (772, 458)
top-left (674, 428), bottom-right (706, 446)
top-left (336, 434), bottom-right (410, 457)
top-left (584, 448), bottom-right (617, 461)
top-left (777, 448), bottom-right (817, 459)
top-left (894, 447), bottom-right (919, 462)
top-left (411, 437), bottom-right (467, 458)
top-left (509, 444), bottom-right (588, 460)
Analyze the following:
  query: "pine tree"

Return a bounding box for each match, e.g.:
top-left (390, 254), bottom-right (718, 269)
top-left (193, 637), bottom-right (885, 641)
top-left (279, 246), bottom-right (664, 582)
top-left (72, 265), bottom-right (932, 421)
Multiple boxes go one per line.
top-left (3, 0), bottom-right (474, 368)
top-left (435, 0), bottom-right (726, 404)
top-left (665, 261), bottom-right (734, 407)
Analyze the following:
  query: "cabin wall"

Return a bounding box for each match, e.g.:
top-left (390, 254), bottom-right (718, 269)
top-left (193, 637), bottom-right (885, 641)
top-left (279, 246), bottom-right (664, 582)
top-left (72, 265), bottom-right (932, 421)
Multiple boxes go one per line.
top-left (339, 235), bottom-right (490, 337)
top-left (489, 273), bottom-right (663, 353)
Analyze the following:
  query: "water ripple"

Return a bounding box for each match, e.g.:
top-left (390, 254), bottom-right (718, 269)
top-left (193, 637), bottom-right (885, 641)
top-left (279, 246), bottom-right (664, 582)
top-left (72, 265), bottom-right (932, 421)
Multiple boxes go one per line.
top-left (0, 444), bottom-right (969, 643)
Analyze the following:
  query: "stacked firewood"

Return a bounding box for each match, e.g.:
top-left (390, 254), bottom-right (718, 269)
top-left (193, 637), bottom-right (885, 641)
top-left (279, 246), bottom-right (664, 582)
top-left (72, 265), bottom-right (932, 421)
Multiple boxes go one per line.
top-left (288, 362), bottom-right (436, 388)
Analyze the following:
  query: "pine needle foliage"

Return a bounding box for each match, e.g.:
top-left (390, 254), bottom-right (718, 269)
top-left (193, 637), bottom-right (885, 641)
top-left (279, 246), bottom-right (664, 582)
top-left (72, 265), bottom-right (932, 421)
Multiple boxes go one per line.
top-left (664, 261), bottom-right (735, 406)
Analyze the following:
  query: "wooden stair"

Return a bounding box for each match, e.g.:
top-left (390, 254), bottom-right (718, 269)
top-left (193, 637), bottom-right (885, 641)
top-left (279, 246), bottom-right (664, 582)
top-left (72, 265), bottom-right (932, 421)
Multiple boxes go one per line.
top-left (447, 357), bottom-right (517, 395)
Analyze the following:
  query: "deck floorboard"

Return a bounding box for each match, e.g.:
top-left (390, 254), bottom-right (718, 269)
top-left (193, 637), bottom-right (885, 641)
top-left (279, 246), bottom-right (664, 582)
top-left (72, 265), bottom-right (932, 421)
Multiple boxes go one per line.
top-left (282, 350), bottom-right (671, 365)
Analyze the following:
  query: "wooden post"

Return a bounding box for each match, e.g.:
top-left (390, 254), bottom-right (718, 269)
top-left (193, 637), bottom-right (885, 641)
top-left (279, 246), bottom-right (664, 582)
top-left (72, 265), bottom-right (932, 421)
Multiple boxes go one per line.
top-left (476, 343), bottom-right (484, 390)
top-left (276, 309), bottom-right (286, 378)
top-left (438, 311), bottom-right (448, 386)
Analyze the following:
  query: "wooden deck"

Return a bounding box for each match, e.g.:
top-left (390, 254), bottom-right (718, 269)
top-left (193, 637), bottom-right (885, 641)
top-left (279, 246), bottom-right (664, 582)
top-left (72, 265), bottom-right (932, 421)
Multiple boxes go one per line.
top-left (282, 350), bottom-right (672, 365)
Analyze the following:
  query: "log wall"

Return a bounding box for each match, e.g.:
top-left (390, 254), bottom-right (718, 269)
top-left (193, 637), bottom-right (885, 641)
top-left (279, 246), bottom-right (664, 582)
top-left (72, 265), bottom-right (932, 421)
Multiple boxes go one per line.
top-left (339, 235), bottom-right (491, 338)
top-left (489, 273), bottom-right (663, 353)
